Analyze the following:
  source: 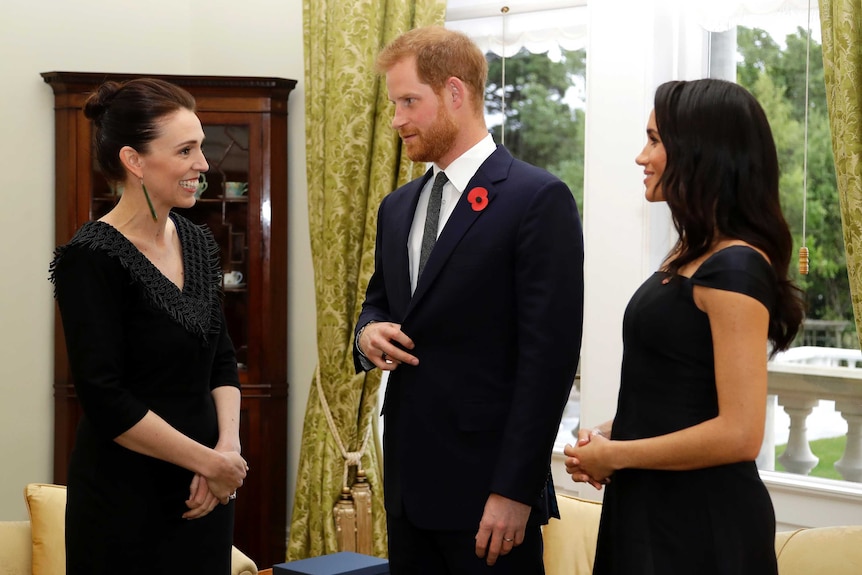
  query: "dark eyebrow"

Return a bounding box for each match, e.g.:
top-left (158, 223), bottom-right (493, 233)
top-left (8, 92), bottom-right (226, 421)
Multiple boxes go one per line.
top-left (646, 128), bottom-right (660, 139)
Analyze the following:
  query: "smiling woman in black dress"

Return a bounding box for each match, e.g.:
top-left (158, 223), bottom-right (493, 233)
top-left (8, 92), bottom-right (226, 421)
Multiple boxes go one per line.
top-left (564, 79), bottom-right (805, 574)
top-left (50, 78), bottom-right (248, 574)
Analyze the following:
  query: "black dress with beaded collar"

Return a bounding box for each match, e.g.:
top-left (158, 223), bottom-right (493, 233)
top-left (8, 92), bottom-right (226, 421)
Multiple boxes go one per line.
top-left (50, 212), bottom-right (239, 575)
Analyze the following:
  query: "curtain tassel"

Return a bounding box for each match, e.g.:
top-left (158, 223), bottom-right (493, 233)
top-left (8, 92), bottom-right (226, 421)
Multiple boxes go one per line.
top-left (351, 469), bottom-right (373, 554)
top-left (333, 487), bottom-right (357, 552)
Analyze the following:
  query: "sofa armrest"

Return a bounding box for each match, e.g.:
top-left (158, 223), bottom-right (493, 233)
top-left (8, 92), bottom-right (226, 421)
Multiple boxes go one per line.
top-left (544, 493), bottom-right (862, 575)
top-left (0, 520), bottom-right (33, 575)
top-left (543, 495), bottom-right (603, 575)
top-left (774, 528), bottom-right (804, 558)
top-left (0, 520), bottom-right (257, 575)
top-left (232, 545), bottom-right (258, 575)
top-left (776, 525), bottom-right (862, 575)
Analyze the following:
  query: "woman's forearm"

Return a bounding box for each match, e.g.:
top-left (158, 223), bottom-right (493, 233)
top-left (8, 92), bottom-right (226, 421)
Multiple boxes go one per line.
top-left (114, 411), bottom-right (221, 476)
top-left (212, 385), bottom-right (242, 451)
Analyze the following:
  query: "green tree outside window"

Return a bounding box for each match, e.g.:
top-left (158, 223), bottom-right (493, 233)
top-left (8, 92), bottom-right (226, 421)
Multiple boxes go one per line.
top-left (738, 26), bottom-right (852, 342)
top-left (484, 47), bottom-right (587, 215)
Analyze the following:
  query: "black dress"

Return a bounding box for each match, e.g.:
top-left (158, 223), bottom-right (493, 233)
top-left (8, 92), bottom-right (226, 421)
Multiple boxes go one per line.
top-left (593, 246), bottom-right (779, 575)
top-left (50, 213), bottom-right (239, 575)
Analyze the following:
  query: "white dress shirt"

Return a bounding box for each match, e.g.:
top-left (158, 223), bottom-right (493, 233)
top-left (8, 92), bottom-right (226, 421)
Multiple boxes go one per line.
top-left (408, 134), bottom-right (497, 293)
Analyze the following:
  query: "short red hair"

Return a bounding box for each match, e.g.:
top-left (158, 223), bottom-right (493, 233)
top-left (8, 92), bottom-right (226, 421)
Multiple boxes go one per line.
top-left (376, 26), bottom-right (487, 116)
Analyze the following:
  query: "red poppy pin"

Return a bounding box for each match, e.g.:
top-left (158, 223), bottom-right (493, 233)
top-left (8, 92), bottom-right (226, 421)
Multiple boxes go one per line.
top-left (467, 187), bottom-right (489, 212)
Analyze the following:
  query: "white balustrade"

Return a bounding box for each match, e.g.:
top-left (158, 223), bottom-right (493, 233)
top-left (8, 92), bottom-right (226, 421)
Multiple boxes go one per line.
top-left (767, 348), bottom-right (862, 483)
top-left (776, 396), bottom-right (819, 475)
top-left (835, 401), bottom-right (862, 482)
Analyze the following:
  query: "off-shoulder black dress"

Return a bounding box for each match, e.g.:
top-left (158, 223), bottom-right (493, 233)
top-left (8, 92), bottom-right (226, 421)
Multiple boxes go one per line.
top-left (593, 246), bottom-right (779, 575)
top-left (50, 213), bottom-right (239, 575)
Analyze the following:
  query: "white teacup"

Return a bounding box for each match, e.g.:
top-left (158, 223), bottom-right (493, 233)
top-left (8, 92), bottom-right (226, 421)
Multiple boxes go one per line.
top-left (194, 174), bottom-right (208, 199)
top-left (223, 270), bottom-right (244, 287)
top-left (224, 181), bottom-right (248, 198)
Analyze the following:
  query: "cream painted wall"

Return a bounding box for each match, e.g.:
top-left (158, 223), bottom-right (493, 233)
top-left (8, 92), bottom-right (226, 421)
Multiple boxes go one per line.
top-left (0, 0), bottom-right (317, 541)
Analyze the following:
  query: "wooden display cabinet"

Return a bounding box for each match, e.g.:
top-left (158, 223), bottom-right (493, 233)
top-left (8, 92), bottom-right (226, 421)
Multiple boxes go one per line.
top-left (42, 71), bottom-right (296, 568)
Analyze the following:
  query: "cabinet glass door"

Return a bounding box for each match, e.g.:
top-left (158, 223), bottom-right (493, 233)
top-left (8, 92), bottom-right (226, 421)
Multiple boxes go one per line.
top-left (182, 123), bottom-right (250, 375)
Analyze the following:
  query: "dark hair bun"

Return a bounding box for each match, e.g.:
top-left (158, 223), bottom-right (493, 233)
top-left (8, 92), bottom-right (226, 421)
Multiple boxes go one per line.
top-left (83, 81), bottom-right (123, 123)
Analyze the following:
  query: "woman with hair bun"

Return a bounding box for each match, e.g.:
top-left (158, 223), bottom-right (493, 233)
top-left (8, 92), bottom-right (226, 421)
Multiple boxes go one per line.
top-left (564, 79), bottom-right (805, 574)
top-left (49, 78), bottom-right (246, 574)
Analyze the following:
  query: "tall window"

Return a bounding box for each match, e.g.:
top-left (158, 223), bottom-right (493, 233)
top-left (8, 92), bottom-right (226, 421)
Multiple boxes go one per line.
top-left (710, 6), bottom-right (860, 485)
top-left (734, 16), bottom-right (849, 349)
top-left (446, 1), bottom-right (588, 213)
top-left (484, 47), bottom-right (587, 213)
top-left (446, 1), bottom-right (588, 448)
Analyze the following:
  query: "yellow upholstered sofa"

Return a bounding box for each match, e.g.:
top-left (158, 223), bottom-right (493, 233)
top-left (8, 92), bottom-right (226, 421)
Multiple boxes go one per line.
top-left (543, 493), bottom-right (862, 575)
top-left (0, 483), bottom-right (258, 575)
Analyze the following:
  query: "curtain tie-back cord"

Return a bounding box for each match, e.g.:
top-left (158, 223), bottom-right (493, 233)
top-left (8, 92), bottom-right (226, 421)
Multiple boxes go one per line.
top-left (315, 364), bottom-right (372, 489)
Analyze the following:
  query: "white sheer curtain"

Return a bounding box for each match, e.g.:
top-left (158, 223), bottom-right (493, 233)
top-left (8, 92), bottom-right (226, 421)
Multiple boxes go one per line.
top-left (693, 0), bottom-right (818, 32)
top-left (445, 1), bottom-right (816, 57)
top-left (445, 0), bottom-right (587, 57)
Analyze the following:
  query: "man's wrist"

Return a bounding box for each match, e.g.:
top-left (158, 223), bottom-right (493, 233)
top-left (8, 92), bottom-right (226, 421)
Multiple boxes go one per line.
top-left (355, 321), bottom-right (377, 358)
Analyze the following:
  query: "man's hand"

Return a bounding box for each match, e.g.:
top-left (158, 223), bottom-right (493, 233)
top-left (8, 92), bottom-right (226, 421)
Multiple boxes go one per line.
top-left (359, 321), bottom-right (419, 370)
top-left (474, 493), bottom-right (531, 566)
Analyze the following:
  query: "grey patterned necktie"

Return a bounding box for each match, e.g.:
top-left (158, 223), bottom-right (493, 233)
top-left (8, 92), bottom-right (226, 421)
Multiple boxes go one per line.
top-left (417, 171), bottom-right (448, 280)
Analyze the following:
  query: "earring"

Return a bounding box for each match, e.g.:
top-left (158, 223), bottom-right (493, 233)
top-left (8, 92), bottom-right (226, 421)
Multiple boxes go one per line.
top-left (141, 179), bottom-right (158, 222)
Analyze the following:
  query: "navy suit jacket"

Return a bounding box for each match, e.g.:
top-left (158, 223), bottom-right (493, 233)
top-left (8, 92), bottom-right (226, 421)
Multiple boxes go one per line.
top-left (354, 145), bottom-right (584, 530)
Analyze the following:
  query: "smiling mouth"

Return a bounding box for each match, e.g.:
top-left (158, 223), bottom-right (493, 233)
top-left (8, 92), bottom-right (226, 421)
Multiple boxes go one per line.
top-left (180, 179), bottom-right (198, 192)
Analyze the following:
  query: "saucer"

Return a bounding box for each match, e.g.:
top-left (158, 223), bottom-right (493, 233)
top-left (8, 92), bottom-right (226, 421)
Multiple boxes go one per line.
top-left (224, 282), bottom-right (246, 289)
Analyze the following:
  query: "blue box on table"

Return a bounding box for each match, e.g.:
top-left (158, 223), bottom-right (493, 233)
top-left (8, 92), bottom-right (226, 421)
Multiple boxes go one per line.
top-left (273, 551), bottom-right (389, 575)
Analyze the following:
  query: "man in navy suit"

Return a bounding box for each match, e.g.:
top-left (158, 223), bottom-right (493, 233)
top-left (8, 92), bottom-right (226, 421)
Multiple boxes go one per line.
top-left (354, 26), bottom-right (584, 574)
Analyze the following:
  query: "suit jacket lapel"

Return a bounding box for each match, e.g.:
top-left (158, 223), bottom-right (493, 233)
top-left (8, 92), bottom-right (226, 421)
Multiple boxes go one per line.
top-left (407, 146), bottom-right (513, 312)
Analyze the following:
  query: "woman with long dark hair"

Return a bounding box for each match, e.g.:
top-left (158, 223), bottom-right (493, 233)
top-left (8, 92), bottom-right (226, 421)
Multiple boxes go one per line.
top-left (565, 79), bottom-right (805, 574)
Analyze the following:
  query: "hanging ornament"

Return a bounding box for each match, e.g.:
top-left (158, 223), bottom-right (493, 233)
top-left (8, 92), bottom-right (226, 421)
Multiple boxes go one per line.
top-left (799, 0), bottom-right (813, 275)
top-left (500, 6), bottom-right (509, 146)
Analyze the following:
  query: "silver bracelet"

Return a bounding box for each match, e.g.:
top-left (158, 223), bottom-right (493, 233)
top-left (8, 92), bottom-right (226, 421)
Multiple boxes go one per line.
top-left (356, 321), bottom-right (377, 358)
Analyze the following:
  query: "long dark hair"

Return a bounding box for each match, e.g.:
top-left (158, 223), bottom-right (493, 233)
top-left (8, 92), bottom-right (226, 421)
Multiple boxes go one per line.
top-left (655, 79), bottom-right (804, 352)
top-left (83, 78), bottom-right (196, 183)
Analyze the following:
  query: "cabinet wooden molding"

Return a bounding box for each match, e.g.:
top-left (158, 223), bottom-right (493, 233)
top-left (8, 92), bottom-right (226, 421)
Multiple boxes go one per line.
top-left (43, 71), bottom-right (296, 569)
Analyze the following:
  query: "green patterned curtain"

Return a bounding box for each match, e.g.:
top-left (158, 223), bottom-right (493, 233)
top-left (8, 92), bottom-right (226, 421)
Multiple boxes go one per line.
top-left (288, 0), bottom-right (447, 561)
top-left (820, 1), bottom-right (862, 342)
